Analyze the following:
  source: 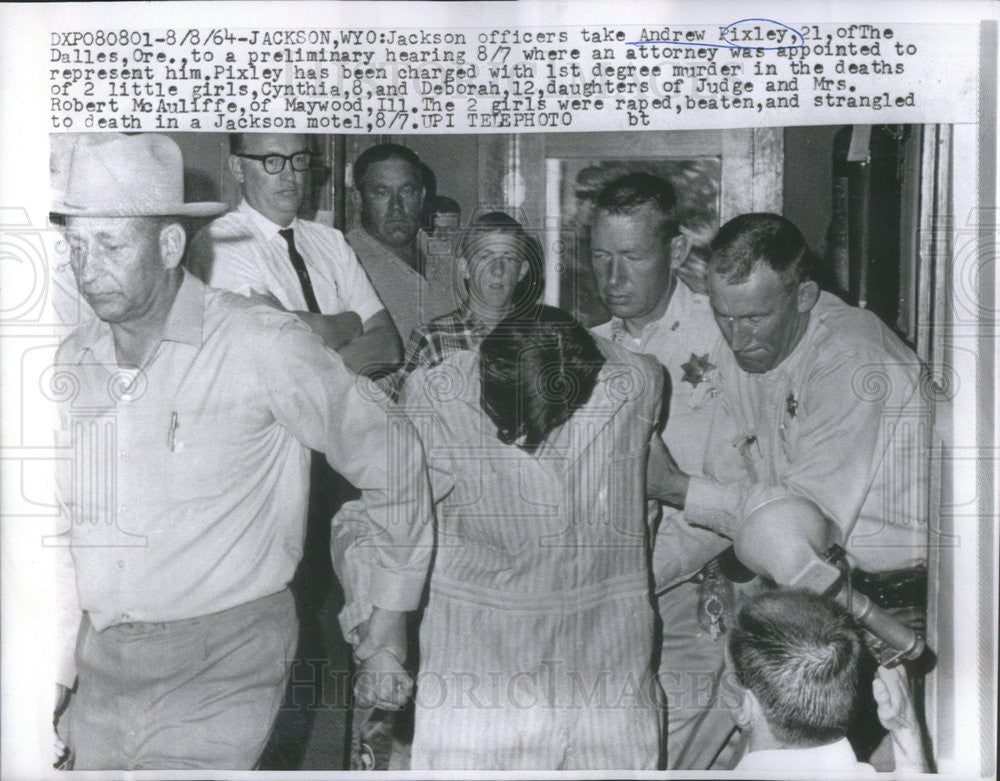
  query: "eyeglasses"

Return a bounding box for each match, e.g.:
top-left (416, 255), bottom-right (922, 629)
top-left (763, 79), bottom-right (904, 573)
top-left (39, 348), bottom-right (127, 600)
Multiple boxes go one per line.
top-left (234, 151), bottom-right (312, 174)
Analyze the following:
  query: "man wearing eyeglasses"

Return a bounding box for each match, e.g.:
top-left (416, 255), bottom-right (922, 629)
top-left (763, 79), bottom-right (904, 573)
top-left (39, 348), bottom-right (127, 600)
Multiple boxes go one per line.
top-left (189, 133), bottom-right (401, 375)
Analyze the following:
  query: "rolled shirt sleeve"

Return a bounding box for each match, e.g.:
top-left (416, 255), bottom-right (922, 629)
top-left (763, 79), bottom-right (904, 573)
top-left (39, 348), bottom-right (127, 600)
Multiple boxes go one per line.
top-left (335, 243), bottom-right (385, 326)
top-left (187, 224), bottom-right (270, 299)
top-left (257, 317), bottom-right (433, 641)
top-left (685, 342), bottom-right (929, 570)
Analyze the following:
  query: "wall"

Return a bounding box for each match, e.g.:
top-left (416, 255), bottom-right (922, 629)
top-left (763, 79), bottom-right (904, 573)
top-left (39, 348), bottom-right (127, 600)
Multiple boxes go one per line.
top-left (168, 132), bottom-right (235, 206)
top-left (782, 125), bottom-right (842, 253)
top-left (166, 127), bottom-right (844, 245)
top-left (405, 134), bottom-right (480, 218)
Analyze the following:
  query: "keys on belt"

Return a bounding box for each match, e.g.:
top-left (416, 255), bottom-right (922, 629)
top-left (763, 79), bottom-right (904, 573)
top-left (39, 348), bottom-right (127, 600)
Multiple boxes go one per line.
top-left (696, 558), bottom-right (737, 642)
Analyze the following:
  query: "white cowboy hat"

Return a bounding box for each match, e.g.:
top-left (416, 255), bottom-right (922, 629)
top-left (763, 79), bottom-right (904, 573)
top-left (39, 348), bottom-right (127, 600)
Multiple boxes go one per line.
top-left (50, 134), bottom-right (227, 219)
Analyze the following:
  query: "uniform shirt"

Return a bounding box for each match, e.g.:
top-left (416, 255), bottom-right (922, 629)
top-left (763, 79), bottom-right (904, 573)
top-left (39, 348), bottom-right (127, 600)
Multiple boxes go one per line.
top-left (686, 292), bottom-right (929, 572)
top-left (593, 281), bottom-right (742, 589)
top-left (734, 737), bottom-right (877, 774)
top-left (346, 227), bottom-right (460, 345)
top-left (188, 201), bottom-right (384, 322)
top-left (592, 281), bottom-right (728, 474)
top-left (53, 272), bottom-right (431, 687)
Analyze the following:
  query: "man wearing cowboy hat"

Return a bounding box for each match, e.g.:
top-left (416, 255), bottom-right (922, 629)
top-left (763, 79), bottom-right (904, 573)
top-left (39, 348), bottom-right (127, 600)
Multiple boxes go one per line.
top-left (49, 133), bottom-right (431, 770)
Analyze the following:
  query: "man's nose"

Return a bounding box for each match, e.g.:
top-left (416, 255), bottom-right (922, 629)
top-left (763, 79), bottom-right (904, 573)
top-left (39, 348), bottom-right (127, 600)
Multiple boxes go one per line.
top-left (606, 257), bottom-right (625, 287)
top-left (278, 163), bottom-right (297, 183)
top-left (729, 320), bottom-right (754, 351)
top-left (73, 246), bottom-right (102, 282)
top-left (488, 260), bottom-right (506, 278)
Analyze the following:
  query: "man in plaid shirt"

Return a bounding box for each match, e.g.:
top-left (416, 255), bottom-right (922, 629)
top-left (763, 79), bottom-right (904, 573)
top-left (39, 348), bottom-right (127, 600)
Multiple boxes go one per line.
top-left (389, 211), bottom-right (544, 398)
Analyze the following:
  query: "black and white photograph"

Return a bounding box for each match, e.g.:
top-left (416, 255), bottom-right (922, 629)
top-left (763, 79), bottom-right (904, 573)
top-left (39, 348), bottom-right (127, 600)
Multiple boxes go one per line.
top-left (1, 2), bottom-right (997, 778)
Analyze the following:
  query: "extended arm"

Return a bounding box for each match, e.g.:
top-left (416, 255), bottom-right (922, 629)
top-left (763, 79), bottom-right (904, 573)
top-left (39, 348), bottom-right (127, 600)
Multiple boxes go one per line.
top-left (335, 308), bottom-right (402, 376)
top-left (260, 317), bottom-right (432, 706)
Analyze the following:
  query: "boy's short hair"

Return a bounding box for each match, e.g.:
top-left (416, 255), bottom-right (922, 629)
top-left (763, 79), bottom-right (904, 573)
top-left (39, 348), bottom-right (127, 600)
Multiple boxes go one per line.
top-left (728, 589), bottom-right (863, 747)
top-left (459, 212), bottom-right (544, 311)
top-left (709, 212), bottom-right (813, 286)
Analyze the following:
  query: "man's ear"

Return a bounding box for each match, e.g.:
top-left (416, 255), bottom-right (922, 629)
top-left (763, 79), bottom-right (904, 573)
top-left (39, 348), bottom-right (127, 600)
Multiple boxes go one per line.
top-left (517, 260), bottom-right (529, 281)
top-left (457, 255), bottom-right (469, 279)
top-left (159, 222), bottom-right (187, 270)
top-left (796, 279), bottom-right (820, 313)
top-left (736, 685), bottom-right (760, 729)
top-left (669, 231), bottom-right (692, 270)
top-left (227, 155), bottom-right (245, 184)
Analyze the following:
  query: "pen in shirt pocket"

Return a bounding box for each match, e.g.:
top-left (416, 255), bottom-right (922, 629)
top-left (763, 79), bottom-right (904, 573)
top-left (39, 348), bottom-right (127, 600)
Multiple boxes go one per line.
top-left (168, 411), bottom-right (182, 452)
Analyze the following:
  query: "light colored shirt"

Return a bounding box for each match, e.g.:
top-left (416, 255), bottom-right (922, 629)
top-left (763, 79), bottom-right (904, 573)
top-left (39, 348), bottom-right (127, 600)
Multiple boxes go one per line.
top-left (53, 272), bottom-right (431, 687)
top-left (346, 227), bottom-right (460, 345)
top-left (592, 281), bottom-right (729, 474)
top-left (400, 344), bottom-right (663, 769)
top-left (734, 737), bottom-right (876, 774)
top-left (188, 201), bottom-right (384, 322)
top-left (686, 292), bottom-right (929, 572)
top-left (593, 282), bottom-right (743, 590)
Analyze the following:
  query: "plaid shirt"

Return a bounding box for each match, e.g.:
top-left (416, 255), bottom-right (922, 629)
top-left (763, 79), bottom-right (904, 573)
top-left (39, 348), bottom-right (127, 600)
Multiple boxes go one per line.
top-left (388, 302), bottom-right (491, 400)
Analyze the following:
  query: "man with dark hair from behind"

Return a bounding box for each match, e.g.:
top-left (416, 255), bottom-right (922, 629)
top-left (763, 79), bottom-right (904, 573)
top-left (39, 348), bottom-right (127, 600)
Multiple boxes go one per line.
top-left (728, 589), bottom-right (928, 773)
top-left (400, 304), bottom-right (665, 768)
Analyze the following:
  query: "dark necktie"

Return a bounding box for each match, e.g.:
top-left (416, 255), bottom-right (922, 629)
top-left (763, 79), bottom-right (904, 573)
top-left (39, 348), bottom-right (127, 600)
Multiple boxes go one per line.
top-left (278, 228), bottom-right (321, 314)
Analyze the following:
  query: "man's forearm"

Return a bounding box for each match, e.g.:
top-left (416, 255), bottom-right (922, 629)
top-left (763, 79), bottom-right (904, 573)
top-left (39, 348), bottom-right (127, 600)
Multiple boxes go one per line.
top-left (295, 310), bottom-right (363, 351)
top-left (338, 323), bottom-right (402, 376)
top-left (646, 435), bottom-right (692, 508)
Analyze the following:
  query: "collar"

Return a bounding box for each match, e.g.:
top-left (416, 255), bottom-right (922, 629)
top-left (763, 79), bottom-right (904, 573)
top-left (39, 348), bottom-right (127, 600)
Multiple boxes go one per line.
top-left (736, 737), bottom-right (866, 771)
top-left (608, 281), bottom-right (692, 345)
top-left (163, 270), bottom-right (206, 347)
top-left (75, 270), bottom-right (205, 363)
top-left (350, 227), bottom-right (421, 275)
top-left (238, 199), bottom-right (298, 241)
top-left (457, 300), bottom-right (497, 334)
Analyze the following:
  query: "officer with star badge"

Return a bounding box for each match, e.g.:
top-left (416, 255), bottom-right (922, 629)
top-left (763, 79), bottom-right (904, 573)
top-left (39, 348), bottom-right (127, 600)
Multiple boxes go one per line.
top-left (589, 173), bottom-right (747, 771)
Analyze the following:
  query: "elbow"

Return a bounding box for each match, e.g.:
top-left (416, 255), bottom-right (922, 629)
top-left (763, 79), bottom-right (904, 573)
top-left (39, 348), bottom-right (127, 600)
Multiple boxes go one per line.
top-left (351, 325), bottom-right (402, 378)
top-left (379, 325), bottom-right (403, 366)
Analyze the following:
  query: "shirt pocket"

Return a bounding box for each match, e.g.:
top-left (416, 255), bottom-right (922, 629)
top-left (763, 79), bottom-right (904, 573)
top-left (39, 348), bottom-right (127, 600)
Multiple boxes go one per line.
top-left (778, 399), bottom-right (802, 461)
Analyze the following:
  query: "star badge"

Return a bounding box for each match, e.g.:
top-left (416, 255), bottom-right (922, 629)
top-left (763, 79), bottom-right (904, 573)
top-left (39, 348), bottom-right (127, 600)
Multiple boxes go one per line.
top-left (680, 353), bottom-right (716, 387)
